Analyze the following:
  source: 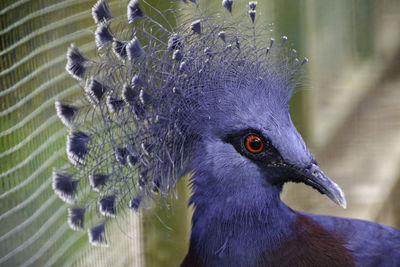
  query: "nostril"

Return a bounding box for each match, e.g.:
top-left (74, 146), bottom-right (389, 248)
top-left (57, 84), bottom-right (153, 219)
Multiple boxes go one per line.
top-left (306, 163), bottom-right (320, 175)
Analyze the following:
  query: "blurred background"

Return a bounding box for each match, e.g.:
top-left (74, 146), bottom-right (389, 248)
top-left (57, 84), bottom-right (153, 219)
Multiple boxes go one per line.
top-left (1, 0), bottom-right (399, 266)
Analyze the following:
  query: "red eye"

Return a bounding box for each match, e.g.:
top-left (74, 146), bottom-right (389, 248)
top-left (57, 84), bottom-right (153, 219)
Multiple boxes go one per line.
top-left (245, 135), bottom-right (264, 153)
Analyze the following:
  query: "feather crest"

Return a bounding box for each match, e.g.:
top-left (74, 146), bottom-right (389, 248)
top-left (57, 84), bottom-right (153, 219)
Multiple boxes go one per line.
top-left (56, 0), bottom-right (307, 245)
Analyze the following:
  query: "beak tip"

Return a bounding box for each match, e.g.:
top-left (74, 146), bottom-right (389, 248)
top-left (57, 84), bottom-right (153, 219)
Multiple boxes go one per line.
top-left (334, 188), bottom-right (347, 209)
top-left (295, 163), bottom-right (348, 209)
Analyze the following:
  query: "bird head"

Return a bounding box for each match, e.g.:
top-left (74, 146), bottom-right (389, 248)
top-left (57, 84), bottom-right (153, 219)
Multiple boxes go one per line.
top-left (54, 0), bottom-right (346, 246)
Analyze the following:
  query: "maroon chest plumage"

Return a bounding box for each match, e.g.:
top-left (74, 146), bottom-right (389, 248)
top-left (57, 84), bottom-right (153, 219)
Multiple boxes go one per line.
top-left (257, 214), bottom-right (355, 267)
top-left (182, 214), bottom-right (355, 267)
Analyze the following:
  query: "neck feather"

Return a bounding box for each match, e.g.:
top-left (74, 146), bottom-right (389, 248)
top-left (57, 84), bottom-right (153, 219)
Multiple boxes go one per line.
top-left (187, 172), bottom-right (297, 267)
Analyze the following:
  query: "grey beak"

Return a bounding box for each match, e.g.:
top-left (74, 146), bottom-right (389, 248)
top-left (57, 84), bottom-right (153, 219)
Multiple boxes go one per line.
top-left (298, 163), bottom-right (347, 208)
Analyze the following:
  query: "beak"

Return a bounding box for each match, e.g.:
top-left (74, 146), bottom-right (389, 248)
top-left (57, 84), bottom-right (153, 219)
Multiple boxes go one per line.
top-left (296, 163), bottom-right (347, 208)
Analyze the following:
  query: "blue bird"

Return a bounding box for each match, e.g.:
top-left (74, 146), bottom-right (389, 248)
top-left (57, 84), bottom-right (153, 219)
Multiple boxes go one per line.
top-left (53, 0), bottom-right (400, 266)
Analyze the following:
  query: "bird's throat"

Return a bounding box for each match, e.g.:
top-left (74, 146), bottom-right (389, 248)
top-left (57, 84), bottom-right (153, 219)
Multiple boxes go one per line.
top-left (186, 183), bottom-right (297, 266)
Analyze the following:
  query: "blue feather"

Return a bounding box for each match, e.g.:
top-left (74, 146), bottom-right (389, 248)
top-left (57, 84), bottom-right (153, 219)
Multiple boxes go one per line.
top-left (68, 207), bottom-right (86, 230)
top-left (127, 0), bottom-right (144, 23)
top-left (89, 174), bottom-right (109, 192)
top-left (65, 44), bottom-right (88, 80)
top-left (52, 170), bottom-right (79, 203)
top-left (92, 0), bottom-right (113, 24)
top-left (99, 195), bottom-right (116, 217)
top-left (95, 23), bottom-right (113, 48)
top-left (89, 222), bottom-right (108, 246)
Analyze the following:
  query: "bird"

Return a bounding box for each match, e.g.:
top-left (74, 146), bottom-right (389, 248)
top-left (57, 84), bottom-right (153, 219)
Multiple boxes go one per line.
top-left (53, 0), bottom-right (400, 266)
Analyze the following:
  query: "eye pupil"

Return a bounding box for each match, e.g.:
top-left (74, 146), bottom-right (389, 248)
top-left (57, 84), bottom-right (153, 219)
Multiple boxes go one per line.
top-left (250, 139), bottom-right (261, 150)
top-left (245, 135), bottom-right (264, 153)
